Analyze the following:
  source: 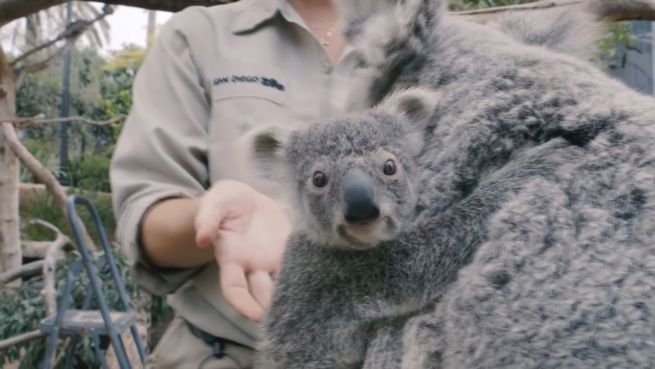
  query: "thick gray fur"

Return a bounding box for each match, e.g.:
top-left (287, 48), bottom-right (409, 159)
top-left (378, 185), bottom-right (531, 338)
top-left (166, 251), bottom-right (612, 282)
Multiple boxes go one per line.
top-left (253, 102), bottom-right (583, 369)
top-left (491, 7), bottom-right (601, 60)
top-left (341, 0), bottom-right (603, 109)
top-left (254, 1), bottom-right (655, 368)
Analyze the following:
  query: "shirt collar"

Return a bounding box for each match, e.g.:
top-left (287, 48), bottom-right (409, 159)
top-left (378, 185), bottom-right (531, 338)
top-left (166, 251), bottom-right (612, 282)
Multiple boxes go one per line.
top-left (231, 0), bottom-right (284, 34)
top-left (231, 0), bottom-right (314, 34)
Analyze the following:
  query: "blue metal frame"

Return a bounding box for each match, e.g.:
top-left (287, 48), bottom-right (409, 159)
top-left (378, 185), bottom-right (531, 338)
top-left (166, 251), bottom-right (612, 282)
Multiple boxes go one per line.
top-left (40, 194), bottom-right (147, 369)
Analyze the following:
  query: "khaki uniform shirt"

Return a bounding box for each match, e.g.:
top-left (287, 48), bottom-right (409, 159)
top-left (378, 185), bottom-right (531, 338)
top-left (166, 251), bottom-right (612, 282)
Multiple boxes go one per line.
top-left (110, 0), bottom-right (362, 349)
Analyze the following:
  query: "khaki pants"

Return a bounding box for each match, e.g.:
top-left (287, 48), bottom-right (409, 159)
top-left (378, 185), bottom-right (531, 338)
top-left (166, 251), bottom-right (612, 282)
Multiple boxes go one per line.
top-left (147, 316), bottom-right (255, 369)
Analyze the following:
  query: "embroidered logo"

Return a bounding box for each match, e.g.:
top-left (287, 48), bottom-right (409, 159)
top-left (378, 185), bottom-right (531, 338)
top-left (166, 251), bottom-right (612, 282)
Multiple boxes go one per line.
top-left (213, 75), bottom-right (285, 91)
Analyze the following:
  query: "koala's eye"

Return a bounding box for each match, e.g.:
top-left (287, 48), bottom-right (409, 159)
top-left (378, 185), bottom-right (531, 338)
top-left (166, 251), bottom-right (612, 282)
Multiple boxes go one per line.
top-left (312, 171), bottom-right (328, 188)
top-left (383, 159), bottom-right (397, 176)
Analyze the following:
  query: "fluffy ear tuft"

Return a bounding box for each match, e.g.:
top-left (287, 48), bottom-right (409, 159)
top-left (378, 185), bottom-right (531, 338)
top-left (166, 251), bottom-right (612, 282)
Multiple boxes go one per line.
top-left (377, 88), bottom-right (442, 156)
top-left (250, 125), bottom-right (292, 180)
top-left (253, 130), bottom-right (284, 157)
top-left (378, 87), bottom-right (441, 126)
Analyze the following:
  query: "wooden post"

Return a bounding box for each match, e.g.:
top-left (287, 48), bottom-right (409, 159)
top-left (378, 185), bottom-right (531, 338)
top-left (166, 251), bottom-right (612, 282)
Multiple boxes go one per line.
top-left (0, 45), bottom-right (21, 286)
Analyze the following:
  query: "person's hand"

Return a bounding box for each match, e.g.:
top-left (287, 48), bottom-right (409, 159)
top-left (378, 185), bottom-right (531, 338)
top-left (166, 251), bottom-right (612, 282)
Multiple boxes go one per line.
top-left (194, 180), bottom-right (291, 322)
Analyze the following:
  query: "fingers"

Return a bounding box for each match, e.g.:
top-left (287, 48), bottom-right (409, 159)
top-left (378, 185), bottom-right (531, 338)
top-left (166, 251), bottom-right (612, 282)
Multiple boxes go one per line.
top-left (220, 262), bottom-right (264, 322)
top-left (248, 271), bottom-right (275, 311)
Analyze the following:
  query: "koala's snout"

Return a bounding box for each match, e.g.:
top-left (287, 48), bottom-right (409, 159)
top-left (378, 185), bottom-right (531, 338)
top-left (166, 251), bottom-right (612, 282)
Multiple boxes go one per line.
top-left (342, 169), bottom-right (380, 224)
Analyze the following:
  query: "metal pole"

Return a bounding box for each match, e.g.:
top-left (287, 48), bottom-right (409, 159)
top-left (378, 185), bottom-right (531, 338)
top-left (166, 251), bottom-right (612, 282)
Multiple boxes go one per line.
top-left (59, 0), bottom-right (72, 185)
top-left (146, 10), bottom-right (157, 49)
top-left (651, 22), bottom-right (655, 94)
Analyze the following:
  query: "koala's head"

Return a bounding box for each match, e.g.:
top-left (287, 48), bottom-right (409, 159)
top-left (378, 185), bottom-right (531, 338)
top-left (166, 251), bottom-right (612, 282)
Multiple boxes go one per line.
top-left (252, 88), bottom-right (440, 250)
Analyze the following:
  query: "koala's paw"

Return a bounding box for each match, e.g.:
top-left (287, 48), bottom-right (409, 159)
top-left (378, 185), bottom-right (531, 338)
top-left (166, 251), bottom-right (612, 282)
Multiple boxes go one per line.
top-left (400, 309), bottom-right (445, 369)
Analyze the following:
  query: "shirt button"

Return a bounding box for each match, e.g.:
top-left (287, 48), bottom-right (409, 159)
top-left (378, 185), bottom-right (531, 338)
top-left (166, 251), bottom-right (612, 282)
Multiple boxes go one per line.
top-left (323, 62), bottom-right (333, 74)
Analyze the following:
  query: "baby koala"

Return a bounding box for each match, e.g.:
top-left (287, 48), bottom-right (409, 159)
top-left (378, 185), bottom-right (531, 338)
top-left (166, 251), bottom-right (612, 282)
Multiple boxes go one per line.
top-left (251, 88), bottom-right (577, 369)
top-left (254, 89), bottom-right (436, 251)
top-left (250, 89), bottom-right (436, 369)
top-left (250, 90), bottom-right (428, 369)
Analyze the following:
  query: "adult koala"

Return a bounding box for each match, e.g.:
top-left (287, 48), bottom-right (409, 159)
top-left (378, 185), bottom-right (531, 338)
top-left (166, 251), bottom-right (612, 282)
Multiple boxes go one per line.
top-left (252, 1), bottom-right (655, 368)
top-left (335, 0), bottom-right (655, 368)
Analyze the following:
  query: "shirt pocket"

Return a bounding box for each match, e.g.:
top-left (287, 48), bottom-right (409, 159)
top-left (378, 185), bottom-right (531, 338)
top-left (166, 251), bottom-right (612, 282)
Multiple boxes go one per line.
top-left (207, 65), bottom-right (292, 189)
top-left (212, 77), bottom-right (287, 106)
top-left (209, 64), bottom-right (289, 139)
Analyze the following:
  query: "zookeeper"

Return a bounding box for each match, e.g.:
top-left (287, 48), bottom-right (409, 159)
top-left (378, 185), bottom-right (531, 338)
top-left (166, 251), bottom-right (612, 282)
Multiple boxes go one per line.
top-left (110, 0), bottom-right (365, 367)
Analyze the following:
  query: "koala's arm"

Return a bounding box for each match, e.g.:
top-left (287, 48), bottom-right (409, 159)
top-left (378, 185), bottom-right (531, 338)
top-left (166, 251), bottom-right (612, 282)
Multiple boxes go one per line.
top-left (256, 234), bottom-right (369, 369)
top-left (360, 314), bottom-right (419, 369)
top-left (377, 139), bottom-right (583, 310)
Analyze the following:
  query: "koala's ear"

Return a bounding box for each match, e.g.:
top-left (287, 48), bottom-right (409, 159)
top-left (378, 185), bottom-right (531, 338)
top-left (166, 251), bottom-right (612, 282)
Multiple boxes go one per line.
top-left (250, 125), bottom-right (292, 179)
top-left (377, 87), bottom-right (441, 156)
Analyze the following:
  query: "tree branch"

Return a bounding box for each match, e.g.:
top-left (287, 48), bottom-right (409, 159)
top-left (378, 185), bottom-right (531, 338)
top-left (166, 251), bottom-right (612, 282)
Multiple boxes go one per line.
top-left (456, 0), bottom-right (655, 22)
top-left (0, 330), bottom-right (46, 350)
top-left (1, 122), bottom-right (69, 212)
top-left (22, 240), bottom-right (66, 258)
top-left (0, 43), bottom-right (21, 286)
top-left (590, 0), bottom-right (655, 21)
top-left (0, 115), bottom-right (125, 128)
top-left (36, 219), bottom-right (72, 316)
top-left (9, 6), bottom-right (115, 89)
top-left (0, 260), bottom-right (44, 285)
top-left (2, 0), bottom-right (655, 27)
top-left (0, 0), bottom-right (233, 27)
top-left (10, 35), bottom-right (63, 68)
top-left (0, 121), bottom-right (97, 250)
top-left (13, 44), bottom-right (68, 88)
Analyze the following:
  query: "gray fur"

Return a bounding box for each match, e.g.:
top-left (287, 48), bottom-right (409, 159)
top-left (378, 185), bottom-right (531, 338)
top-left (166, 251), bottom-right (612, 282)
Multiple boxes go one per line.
top-left (253, 105), bottom-right (422, 250)
top-left (254, 1), bottom-right (655, 368)
top-left (253, 94), bottom-right (585, 368)
top-left (491, 7), bottom-right (602, 60)
top-left (341, 0), bottom-right (603, 108)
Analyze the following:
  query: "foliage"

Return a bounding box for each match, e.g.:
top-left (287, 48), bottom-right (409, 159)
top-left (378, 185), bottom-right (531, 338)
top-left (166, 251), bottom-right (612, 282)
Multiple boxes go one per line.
top-left (103, 44), bottom-right (146, 71)
top-left (16, 48), bottom-right (105, 118)
top-left (97, 68), bottom-right (134, 121)
top-left (597, 22), bottom-right (637, 69)
top-left (9, 42), bottom-right (158, 368)
top-left (2, 10), bottom-right (172, 369)
top-left (20, 191), bottom-right (115, 243)
top-left (0, 249), bottom-right (173, 369)
top-left (19, 139), bottom-right (62, 184)
top-left (16, 47), bottom-right (107, 157)
top-left (93, 52), bottom-right (141, 154)
top-left (15, 72), bottom-right (62, 121)
top-left (66, 155), bottom-right (112, 193)
top-left (15, 45), bottom-right (138, 191)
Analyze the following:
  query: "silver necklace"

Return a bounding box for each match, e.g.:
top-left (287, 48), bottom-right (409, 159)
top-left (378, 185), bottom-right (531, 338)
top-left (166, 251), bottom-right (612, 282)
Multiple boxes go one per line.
top-left (309, 24), bottom-right (337, 48)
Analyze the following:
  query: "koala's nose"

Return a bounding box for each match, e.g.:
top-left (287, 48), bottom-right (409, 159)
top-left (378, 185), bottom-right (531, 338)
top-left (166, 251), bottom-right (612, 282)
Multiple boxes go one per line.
top-left (342, 169), bottom-right (380, 224)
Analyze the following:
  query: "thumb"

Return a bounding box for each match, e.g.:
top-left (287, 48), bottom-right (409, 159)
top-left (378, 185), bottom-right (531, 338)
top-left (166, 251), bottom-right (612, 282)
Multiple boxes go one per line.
top-left (195, 204), bottom-right (225, 248)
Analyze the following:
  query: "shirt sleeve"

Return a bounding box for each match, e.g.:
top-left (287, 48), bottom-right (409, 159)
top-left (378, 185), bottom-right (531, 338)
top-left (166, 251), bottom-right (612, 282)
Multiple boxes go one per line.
top-left (110, 9), bottom-right (212, 295)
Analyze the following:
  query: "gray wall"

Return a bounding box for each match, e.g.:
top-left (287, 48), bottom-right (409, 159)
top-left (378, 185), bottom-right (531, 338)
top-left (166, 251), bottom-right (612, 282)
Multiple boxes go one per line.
top-left (609, 21), bottom-right (654, 95)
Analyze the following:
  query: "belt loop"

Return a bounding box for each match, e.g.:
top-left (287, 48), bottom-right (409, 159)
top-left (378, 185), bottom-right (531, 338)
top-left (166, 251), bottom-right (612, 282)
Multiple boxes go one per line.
top-left (188, 323), bottom-right (226, 358)
top-left (211, 339), bottom-right (225, 359)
